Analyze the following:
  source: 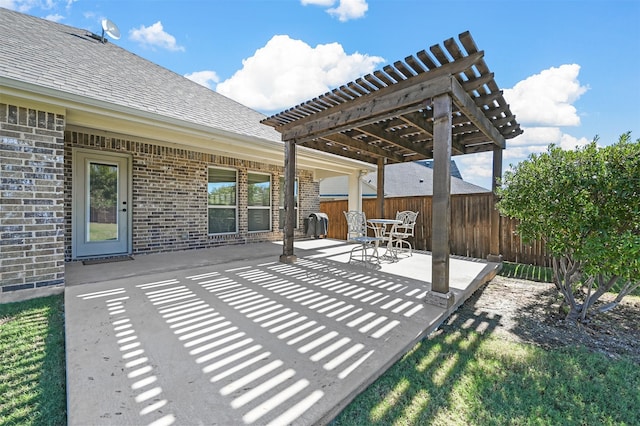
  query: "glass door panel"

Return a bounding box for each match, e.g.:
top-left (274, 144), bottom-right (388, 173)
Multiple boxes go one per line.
top-left (88, 163), bottom-right (119, 241)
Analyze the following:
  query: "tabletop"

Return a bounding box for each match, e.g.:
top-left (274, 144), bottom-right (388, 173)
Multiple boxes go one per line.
top-left (368, 219), bottom-right (402, 224)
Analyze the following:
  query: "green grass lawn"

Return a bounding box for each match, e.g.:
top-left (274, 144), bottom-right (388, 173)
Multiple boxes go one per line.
top-left (0, 294), bottom-right (66, 426)
top-left (332, 331), bottom-right (639, 425)
top-left (499, 261), bottom-right (554, 282)
top-left (499, 261), bottom-right (640, 296)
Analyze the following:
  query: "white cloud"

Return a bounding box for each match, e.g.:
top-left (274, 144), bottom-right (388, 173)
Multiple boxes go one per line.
top-left (0, 0), bottom-right (16, 9)
top-left (44, 13), bottom-right (63, 21)
top-left (0, 0), bottom-right (72, 15)
top-left (1, 0), bottom-right (41, 12)
top-left (506, 126), bottom-right (590, 149)
top-left (328, 0), bottom-right (368, 21)
top-left (184, 71), bottom-right (220, 90)
top-left (301, 0), bottom-right (334, 5)
top-left (502, 145), bottom-right (547, 161)
top-left (507, 126), bottom-right (563, 147)
top-left (456, 64), bottom-right (592, 188)
top-left (462, 130), bottom-right (588, 188)
top-left (216, 35), bottom-right (384, 113)
top-left (558, 133), bottom-right (590, 150)
top-left (301, 0), bottom-right (368, 21)
top-left (457, 152), bottom-right (493, 180)
top-left (504, 64), bottom-right (588, 127)
top-left (1, 0), bottom-right (69, 14)
top-left (129, 21), bottom-right (185, 52)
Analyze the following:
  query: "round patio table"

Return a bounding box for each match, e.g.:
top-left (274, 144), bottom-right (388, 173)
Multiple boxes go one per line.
top-left (367, 219), bottom-right (402, 260)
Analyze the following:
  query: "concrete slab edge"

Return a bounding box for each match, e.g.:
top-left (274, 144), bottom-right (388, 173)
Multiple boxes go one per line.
top-left (0, 285), bottom-right (65, 304)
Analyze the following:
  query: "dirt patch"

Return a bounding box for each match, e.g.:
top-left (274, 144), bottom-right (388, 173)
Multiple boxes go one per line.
top-left (439, 275), bottom-right (640, 363)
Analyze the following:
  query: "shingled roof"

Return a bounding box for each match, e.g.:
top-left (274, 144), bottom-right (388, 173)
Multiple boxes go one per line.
top-left (320, 161), bottom-right (488, 199)
top-left (0, 7), bottom-right (279, 142)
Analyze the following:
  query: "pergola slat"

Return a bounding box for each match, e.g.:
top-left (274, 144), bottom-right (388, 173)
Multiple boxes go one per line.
top-left (416, 49), bottom-right (438, 70)
top-left (404, 55), bottom-right (426, 74)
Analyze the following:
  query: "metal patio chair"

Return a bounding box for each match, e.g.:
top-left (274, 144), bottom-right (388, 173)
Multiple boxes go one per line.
top-left (343, 210), bottom-right (383, 264)
top-left (390, 210), bottom-right (419, 256)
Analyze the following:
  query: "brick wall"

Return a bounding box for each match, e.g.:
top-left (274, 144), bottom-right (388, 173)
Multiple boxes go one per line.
top-left (64, 130), bottom-right (319, 260)
top-left (1, 103), bottom-right (65, 292)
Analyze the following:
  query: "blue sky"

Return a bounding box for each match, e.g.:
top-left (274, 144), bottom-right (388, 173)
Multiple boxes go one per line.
top-left (4, 0), bottom-right (639, 189)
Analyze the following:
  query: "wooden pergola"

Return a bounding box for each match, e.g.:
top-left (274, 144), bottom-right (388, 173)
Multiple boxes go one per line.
top-left (261, 31), bottom-right (522, 307)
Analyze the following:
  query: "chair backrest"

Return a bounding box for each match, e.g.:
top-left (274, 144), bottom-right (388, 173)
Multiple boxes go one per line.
top-left (395, 210), bottom-right (419, 235)
top-left (343, 210), bottom-right (366, 240)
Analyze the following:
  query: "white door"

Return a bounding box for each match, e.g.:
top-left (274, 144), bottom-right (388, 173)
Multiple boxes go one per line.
top-left (73, 150), bottom-right (131, 258)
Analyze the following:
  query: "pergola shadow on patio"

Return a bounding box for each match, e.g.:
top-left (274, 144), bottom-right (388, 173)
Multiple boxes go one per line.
top-left (262, 31), bottom-right (521, 308)
top-left (64, 239), bottom-right (500, 425)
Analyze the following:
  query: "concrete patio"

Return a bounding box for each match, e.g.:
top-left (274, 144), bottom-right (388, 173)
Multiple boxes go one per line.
top-left (64, 239), bottom-right (499, 425)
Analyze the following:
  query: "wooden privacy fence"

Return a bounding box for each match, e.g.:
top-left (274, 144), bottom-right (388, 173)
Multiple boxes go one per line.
top-left (320, 193), bottom-right (551, 266)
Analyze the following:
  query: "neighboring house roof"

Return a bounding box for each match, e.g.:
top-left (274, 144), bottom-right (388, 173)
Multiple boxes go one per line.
top-left (416, 160), bottom-right (463, 180)
top-left (0, 8), bottom-right (371, 176)
top-left (320, 161), bottom-right (489, 199)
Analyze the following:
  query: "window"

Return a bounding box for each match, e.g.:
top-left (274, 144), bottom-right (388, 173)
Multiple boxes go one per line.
top-left (279, 176), bottom-right (298, 229)
top-left (208, 168), bottom-right (237, 234)
top-left (248, 172), bottom-right (271, 232)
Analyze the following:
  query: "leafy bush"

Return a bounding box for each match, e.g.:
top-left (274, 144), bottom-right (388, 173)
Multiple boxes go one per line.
top-left (497, 132), bottom-right (640, 321)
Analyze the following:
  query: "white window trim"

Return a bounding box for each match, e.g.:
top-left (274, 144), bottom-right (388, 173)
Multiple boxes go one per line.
top-left (248, 171), bottom-right (272, 233)
top-left (208, 166), bottom-right (238, 235)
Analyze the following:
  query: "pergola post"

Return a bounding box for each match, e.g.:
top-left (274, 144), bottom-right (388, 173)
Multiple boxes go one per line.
top-left (425, 93), bottom-right (455, 308)
top-left (280, 139), bottom-right (297, 264)
top-left (376, 157), bottom-right (385, 218)
top-left (488, 147), bottom-right (503, 262)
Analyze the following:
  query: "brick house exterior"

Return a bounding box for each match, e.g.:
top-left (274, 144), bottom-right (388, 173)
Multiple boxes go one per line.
top-left (1, 9), bottom-right (370, 295)
top-left (1, 104), bottom-right (66, 291)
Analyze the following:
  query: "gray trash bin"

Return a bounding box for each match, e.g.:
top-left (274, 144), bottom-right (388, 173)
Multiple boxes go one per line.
top-left (306, 212), bottom-right (328, 238)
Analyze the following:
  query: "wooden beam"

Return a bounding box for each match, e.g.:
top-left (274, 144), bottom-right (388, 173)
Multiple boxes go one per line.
top-left (400, 111), bottom-right (434, 136)
top-left (450, 77), bottom-right (506, 149)
top-left (492, 114), bottom-right (517, 128)
top-left (460, 72), bottom-right (494, 93)
top-left (430, 93), bottom-right (453, 301)
top-left (463, 143), bottom-right (497, 155)
top-left (293, 103), bottom-right (431, 146)
top-left (279, 139), bottom-right (297, 264)
top-left (319, 133), bottom-right (407, 163)
top-left (359, 123), bottom-right (433, 158)
top-left (474, 90), bottom-right (503, 108)
top-left (283, 75), bottom-right (454, 142)
top-left (300, 139), bottom-right (380, 164)
top-left (455, 132), bottom-right (490, 146)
